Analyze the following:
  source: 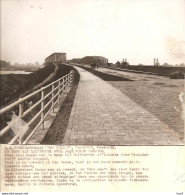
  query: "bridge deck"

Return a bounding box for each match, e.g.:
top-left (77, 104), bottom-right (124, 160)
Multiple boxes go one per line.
top-left (62, 66), bottom-right (183, 145)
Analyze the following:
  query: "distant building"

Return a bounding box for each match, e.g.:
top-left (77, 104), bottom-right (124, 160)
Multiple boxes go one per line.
top-left (80, 56), bottom-right (108, 66)
top-left (45, 53), bottom-right (66, 64)
top-left (66, 60), bottom-right (71, 64)
top-left (71, 58), bottom-right (82, 63)
top-left (107, 63), bottom-right (114, 67)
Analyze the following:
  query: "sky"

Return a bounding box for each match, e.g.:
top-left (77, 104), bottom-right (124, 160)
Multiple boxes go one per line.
top-left (1, 0), bottom-right (185, 65)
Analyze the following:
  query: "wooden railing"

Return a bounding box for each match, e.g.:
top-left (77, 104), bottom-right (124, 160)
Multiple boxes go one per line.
top-left (0, 70), bottom-right (73, 144)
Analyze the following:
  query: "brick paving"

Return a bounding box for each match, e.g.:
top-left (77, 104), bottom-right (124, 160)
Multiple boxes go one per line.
top-left (62, 67), bottom-right (183, 145)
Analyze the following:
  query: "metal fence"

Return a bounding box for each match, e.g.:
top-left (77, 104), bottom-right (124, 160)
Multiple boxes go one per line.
top-left (0, 70), bottom-right (73, 144)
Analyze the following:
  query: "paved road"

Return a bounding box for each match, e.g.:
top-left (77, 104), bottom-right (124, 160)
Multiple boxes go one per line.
top-left (62, 67), bottom-right (183, 145)
top-left (97, 67), bottom-right (184, 137)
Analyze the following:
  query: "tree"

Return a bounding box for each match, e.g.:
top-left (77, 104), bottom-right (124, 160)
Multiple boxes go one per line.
top-left (0, 60), bottom-right (10, 67)
top-left (163, 63), bottom-right (169, 67)
top-left (116, 61), bottom-right (121, 66)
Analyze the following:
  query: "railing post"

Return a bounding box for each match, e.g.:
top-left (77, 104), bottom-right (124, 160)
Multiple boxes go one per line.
top-left (41, 89), bottom-right (44, 130)
top-left (69, 73), bottom-right (70, 87)
top-left (52, 83), bottom-right (54, 112)
top-left (19, 103), bottom-right (23, 117)
top-left (58, 80), bottom-right (60, 103)
top-left (67, 74), bottom-right (69, 89)
top-left (18, 103), bottom-right (23, 144)
top-left (66, 75), bottom-right (68, 89)
top-left (67, 74), bottom-right (69, 88)
top-left (64, 76), bottom-right (66, 92)
top-left (70, 71), bottom-right (72, 83)
top-left (62, 77), bottom-right (64, 95)
top-left (69, 72), bottom-right (71, 84)
top-left (70, 70), bottom-right (73, 84)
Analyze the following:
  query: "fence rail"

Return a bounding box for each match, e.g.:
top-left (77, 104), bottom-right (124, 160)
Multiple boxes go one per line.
top-left (0, 70), bottom-right (74, 144)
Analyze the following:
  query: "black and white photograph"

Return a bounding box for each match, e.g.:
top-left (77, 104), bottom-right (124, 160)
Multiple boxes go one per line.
top-left (0, 0), bottom-right (184, 146)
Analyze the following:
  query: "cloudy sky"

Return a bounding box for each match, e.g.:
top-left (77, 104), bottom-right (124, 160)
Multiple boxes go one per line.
top-left (1, 0), bottom-right (185, 65)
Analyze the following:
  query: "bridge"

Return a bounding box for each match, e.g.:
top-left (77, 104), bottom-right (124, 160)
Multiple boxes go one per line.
top-left (0, 64), bottom-right (184, 145)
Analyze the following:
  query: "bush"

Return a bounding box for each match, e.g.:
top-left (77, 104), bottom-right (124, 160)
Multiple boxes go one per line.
top-left (169, 71), bottom-right (184, 79)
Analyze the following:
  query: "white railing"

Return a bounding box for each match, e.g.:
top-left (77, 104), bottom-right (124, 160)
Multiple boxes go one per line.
top-left (0, 70), bottom-right (74, 144)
